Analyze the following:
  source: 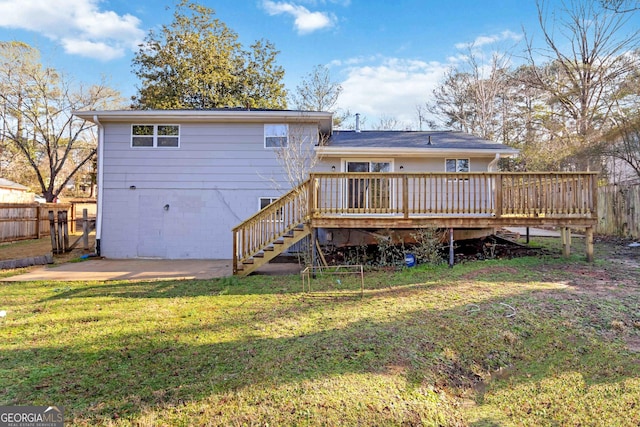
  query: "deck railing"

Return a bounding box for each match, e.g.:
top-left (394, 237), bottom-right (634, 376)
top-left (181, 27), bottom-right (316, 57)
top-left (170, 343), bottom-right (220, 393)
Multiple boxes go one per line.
top-left (309, 172), bottom-right (598, 219)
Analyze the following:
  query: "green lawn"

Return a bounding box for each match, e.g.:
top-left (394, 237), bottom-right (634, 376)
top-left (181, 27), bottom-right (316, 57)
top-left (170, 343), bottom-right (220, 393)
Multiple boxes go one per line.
top-left (1, 243), bottom-right (639, 426)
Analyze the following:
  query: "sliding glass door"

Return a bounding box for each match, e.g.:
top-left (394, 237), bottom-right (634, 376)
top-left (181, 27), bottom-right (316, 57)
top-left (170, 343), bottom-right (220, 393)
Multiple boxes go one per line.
top-left (346, 161), bottom-right (392, 211)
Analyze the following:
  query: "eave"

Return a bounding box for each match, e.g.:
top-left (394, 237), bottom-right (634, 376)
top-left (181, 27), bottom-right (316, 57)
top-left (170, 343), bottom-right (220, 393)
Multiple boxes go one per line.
top-left (315, 146), bottom-right (519, 158)
top-left (73, 110), bottom-right (334, 134)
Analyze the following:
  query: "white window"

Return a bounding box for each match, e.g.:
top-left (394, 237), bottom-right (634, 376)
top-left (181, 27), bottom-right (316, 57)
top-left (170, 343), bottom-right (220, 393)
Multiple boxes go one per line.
top-left (445, 158), bottom-right (470, 173)
top-left (132, 125), bottom-right (180, 148)
top-left (259, 197), bottom-right (283, 221)
top-left (264, 124), bottom-right (288, 148)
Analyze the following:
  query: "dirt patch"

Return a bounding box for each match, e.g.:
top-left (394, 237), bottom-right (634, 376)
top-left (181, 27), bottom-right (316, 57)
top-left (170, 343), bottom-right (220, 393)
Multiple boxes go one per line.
top-left (528, 237), bottom-right (640, 353)
top-left (454, 235), bottom-right (549, 262)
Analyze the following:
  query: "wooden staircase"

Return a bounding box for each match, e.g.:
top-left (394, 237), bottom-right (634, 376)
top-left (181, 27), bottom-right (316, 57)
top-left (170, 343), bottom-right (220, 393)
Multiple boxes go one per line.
top-left (233, 180), bottom-right (311, 276)
top-left (235, 224), bottom-right (310, 276)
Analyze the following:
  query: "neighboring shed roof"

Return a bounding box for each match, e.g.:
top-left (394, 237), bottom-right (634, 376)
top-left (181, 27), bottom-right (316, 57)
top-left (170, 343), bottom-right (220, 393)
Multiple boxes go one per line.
top-left (318, 130), bottom-right (519, 157)
top-left (0, 178), bottom-right (29, 191)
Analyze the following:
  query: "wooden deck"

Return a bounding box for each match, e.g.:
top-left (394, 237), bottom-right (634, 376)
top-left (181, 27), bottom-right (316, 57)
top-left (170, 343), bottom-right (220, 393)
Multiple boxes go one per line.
top-left (233, 172), bottom-right (598, 275)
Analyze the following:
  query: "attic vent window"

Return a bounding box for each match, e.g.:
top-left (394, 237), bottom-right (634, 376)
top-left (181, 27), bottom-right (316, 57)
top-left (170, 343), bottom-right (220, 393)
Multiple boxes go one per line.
top-left (264, 124), bottom-right (288, 148)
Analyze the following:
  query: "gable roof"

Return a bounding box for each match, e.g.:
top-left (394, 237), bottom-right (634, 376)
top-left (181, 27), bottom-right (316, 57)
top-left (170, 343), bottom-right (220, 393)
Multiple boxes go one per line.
top-left (73, 109), bottom-right (334, 134)
top-left (317, 130), bottom-right (519, 157)
top-left (0, 178), bottom-right (29, 191)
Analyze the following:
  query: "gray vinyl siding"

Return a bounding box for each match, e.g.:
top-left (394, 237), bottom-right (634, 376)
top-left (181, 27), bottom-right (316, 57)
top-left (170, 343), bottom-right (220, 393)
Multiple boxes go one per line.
top-left (315, 157), bottom-right (494, 173)
top-left (100, 121), bottom-right (317, 259)
top-left (102, 123), bottom-right (291, 190)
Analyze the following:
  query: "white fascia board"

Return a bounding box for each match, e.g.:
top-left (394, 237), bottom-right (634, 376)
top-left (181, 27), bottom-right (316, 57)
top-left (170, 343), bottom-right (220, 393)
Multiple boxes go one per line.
top-left (315, 146), bottom-right (519, 157)
top-left (73, 110), bottom-right (334, 134)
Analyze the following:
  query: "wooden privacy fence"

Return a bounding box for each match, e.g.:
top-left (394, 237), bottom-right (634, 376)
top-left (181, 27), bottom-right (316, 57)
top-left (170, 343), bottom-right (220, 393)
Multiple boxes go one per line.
top-left (69, 200), bottom-right (97, 233)
top-left (0, 203), bottom-right (71, 243)
top-left (597, 183), bottom-right (640, 239)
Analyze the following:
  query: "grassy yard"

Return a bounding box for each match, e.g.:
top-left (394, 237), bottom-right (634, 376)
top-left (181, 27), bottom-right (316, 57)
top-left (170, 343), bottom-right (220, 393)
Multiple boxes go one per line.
top-left (1, 238), bottom-right (639, 426)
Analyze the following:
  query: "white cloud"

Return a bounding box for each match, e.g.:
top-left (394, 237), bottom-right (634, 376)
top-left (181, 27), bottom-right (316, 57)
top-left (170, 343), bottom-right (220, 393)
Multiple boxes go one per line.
top-left (299, 0), bottom-right (351, 5)
top-left (262, 0), bottom-right (335, 34)
top-left (0, 0), bottom-right (145, 60)
top-left (455, 30), bottom-right (522, 50)
top-left (332, 29), bottom-right (525, 129)
top-left (61, 39), bottom-right (124, 61)
top-left (329, 54), bottom-right (382, 67)
top-left (335, 58), bottom-right (449, 129)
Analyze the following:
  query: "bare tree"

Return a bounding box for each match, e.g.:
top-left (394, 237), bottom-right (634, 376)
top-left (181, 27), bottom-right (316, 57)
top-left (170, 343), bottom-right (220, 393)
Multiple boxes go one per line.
top-left (415, 104), bottom-right (430, 131)
top-left (373, 115), bottom-right (401, 130)
top-left (291, 64), bottom-right (343, 113)
top-left (274, 123), bottom-right (323, 191)
top-left (526, 0), bottom-right (640, 169)
top-left (0, 41), bottom-right (122, 201)
top-left (600, 0), bottom-right (640, 12)
top-left (428, 48), bottom-right (513, 142)
top-left (604, 115), bottom-right (640, 180)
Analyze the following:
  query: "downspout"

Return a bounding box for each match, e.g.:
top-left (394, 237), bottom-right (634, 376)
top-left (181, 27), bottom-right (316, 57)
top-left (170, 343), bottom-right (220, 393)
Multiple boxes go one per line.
top-left (488, 153), bottom-right (501, 172)
top-left (93, 115), bottom-right (104, 256)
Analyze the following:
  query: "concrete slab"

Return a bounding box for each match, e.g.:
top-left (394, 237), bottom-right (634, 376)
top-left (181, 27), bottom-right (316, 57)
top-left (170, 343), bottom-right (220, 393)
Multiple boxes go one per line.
top-left (1, 259), bottom-right (233, 282)
top-left (1, 258), bottom-right (304, 282)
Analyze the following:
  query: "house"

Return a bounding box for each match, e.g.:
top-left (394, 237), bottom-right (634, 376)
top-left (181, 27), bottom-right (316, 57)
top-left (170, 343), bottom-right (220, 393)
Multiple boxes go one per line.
top-left (74, 109), bottom-right (598, 275)
top-left (73, 109), bottom-right (331, 260)
top-left (0, 178), bottom-right (34, 203)
top-left (312, 129), bottom-right (519, 246)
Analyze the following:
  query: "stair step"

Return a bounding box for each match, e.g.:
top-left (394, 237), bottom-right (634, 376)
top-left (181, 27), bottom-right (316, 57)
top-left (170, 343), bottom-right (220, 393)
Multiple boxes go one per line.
top-left (234, 223), bottom-right (311, 276)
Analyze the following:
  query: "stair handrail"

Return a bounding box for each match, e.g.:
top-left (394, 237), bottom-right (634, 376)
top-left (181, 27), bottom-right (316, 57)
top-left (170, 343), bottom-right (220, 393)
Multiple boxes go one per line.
top-left (233, 179), bottom-right (311, 272)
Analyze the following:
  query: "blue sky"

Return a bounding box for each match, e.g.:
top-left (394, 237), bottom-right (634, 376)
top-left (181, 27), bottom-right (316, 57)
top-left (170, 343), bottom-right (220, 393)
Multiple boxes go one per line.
top-left (0, 0), bottom-right (638, 129)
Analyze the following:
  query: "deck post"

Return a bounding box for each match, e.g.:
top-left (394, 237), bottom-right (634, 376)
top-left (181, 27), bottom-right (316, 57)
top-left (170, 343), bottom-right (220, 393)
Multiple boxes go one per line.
top-left (448, 227), bottom-right (454, 268)
top-left (562, 227), bottom-right (571, 257)
top-left (591, 173), bottom-right (598, 219)
top-left (494, 175), bottom-right (502, 218)
top-left (308, 176), bottom-right (314, 219)
top-left (232, 230), bottom-right (238, 275)
top-left (585, 226), bottom-right (594, 263)
top-left (403, 175), bottom-right (409, 219)
top-left (311, 227), bottom-right (317, 277)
